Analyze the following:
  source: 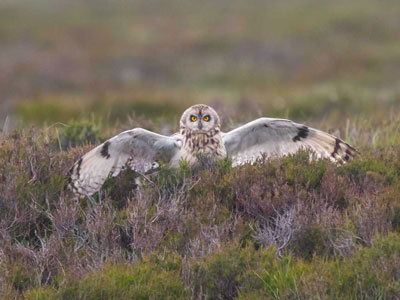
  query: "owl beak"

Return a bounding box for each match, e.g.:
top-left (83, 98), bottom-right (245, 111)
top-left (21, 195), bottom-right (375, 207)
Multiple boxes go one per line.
top-left (198, 122), bottom-right (203, 130)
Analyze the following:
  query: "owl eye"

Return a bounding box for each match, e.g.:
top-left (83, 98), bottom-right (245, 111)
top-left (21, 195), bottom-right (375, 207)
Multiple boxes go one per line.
top-left (190, 115), bottom-right (198, 122)
top-left (203, 115), bottom-right (210, 122)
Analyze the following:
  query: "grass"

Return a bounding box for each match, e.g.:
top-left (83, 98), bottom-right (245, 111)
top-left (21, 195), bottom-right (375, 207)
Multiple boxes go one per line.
top-left (1, 0), bottom-right (400, 299)
top-left (1, 0), bottom-right (400, 127)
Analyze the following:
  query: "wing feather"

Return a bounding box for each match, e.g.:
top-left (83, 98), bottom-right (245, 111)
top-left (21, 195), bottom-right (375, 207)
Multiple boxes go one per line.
top-left (222, 118), bottom-right (357, 166)
top-left (68, 128), bottom-right (181, 196)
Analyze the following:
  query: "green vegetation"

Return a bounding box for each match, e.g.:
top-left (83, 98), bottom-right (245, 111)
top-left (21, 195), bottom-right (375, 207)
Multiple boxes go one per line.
top-left (1, 124), bottom-right (400, 299)
top-left (1, 0), bottom-right (400, 299)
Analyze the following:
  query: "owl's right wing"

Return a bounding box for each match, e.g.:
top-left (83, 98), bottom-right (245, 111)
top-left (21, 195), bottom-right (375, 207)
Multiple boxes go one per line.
top-left (67, 128), bottom-right (182, 196)
top-left (222, 118), bottom-right (357, 166)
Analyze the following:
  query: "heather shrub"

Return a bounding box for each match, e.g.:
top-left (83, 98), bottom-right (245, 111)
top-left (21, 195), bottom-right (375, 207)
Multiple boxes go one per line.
top-left (238, 233), bottom-right (400, 299)
top-left (297, 232), bottom-right (400, 300)
top-left (23, 287), bottom-right (56, 300)
top-left (101, 169), bottom-right (138, 209)
top-left (340, 151), bottom-right (400, 186)
top-left (220, 159), bottom-right (295, 219)
top-left (282, 150), bottom-right (329, 189)
top-left (188, 243), bottom-right (257, 300)
top-left (21, 256), bottom-right (186, 300)
top-left (1, 126), bottom-right (400, 299)
top-left (55, 258), bottom-right (187, 300)
top-left (187, 233), bottom-right (400, 299)
top-left (389, 188), bottom-right (400, 231)
top-left (238, 252), bottom-right (304, 300)
top-left (9, 265), bottom-right (35, 293)
top-left (290, 226), bottom-right (332, 260)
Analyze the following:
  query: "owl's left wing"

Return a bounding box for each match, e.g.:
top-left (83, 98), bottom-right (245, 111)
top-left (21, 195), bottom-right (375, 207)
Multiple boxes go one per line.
top-left (222, 118), bottom-right (357, 166)
top-left (67, 128), bottom-right (181, 196)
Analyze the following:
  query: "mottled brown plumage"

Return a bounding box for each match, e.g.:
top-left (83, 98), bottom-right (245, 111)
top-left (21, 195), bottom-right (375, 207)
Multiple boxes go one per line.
top-left (177, 104), bottom-right (226, 165)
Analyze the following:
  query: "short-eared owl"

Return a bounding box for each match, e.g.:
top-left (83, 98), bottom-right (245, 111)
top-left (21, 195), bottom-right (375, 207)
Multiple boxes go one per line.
top-left (68, 104), bottom-right (356, 196)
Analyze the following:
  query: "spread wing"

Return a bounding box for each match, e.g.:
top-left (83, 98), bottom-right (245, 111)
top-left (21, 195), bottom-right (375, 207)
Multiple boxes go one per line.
top-left (222, 118), bottom-right (357, 166)
top-left (67, 128), bottom-right (182, 196)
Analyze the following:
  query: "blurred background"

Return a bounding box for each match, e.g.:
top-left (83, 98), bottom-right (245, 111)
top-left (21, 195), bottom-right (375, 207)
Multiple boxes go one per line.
top-left (1, 0), bottom-right (400, 137)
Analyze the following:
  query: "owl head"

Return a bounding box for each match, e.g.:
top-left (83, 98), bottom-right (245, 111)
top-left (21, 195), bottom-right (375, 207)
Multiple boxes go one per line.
top-left (180, 104), bottom-right (221, 133)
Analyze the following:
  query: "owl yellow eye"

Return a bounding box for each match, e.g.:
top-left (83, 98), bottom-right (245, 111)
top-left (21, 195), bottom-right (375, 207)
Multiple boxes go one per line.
top-left (203, 115), bottom-right (210, 122)
top-left (190, 115), bottom-right (198, 122)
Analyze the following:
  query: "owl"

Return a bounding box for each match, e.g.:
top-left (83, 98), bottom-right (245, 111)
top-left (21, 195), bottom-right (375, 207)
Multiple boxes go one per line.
top-left (68, 104), bottom-right (357, 196)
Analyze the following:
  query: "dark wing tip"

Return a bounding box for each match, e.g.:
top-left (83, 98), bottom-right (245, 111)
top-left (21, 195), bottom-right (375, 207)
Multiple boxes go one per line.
top-left (331, 138), bottom-right (342, 158)
top-left (64, 157), bottom-right (85, 195)
top-left (331, 138), bottom-right (359, 161)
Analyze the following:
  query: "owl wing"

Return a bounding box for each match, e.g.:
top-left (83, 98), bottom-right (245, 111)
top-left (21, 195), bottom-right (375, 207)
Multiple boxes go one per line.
top-left (222, 118), bottom-right (357, 166)
top-left (67, 128), bottom-right (182, 196)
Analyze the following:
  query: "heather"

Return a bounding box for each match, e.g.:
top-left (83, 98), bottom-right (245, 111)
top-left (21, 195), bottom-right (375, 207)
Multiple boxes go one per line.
top-left (1, 0), bottom-right (400, 299)
top-left (1, 116), bottom-right (400, 299)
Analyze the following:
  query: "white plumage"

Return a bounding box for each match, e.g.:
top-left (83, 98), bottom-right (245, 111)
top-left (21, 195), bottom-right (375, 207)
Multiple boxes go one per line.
top-left (68, 104), bottom-right (357, 196)
top-left (223, 118), bottom-right (355, 166)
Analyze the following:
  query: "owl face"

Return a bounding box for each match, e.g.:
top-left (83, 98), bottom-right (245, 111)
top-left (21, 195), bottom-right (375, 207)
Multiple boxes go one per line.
top-left (180, 104), bottom-right (220, 133)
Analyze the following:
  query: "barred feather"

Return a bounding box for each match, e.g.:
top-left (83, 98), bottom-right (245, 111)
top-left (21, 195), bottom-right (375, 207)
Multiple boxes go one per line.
top-left (222, 118), bottom-right (357, 166)
top-left (67, 129), bottom-right (181, 197)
